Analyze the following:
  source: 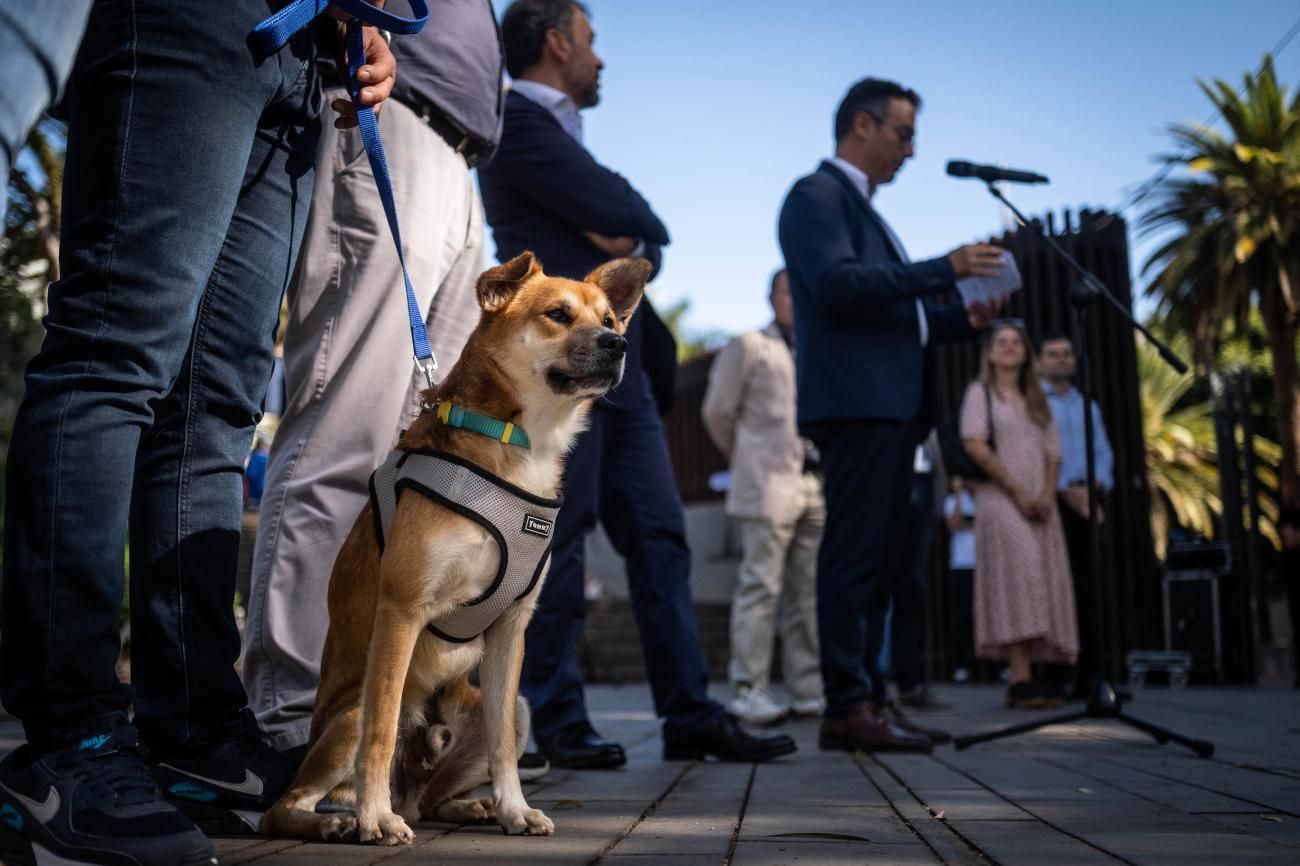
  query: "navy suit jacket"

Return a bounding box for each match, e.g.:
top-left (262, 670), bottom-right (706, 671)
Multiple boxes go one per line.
top-left (479, 90), bottom-right (677, 413)
top-left (778, 161), bottom-right (975, 428)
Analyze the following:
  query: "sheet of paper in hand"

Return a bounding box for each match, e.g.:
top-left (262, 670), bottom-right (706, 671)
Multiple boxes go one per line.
top-left (956, 251), bottom-right (1022, 306)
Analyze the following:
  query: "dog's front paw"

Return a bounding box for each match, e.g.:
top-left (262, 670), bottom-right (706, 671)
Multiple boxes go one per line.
top-left (357, 809), bottom-right (415, 845)
top-left (498, 805), bottom-right (555, 836)
top-left (434, 797), bottom-right (496, 824)
top-left (320, 813), bottom-right (358, 842)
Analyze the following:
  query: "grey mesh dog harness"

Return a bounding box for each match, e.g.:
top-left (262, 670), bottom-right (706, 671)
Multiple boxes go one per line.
top-left (369, 449), bottom-right (562, 643)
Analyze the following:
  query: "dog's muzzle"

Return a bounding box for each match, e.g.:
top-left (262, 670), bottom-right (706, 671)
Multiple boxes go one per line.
top-left (546, 331), bottom-right (627, 395)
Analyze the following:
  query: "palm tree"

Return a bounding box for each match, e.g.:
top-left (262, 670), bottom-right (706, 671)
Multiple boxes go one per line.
top-left (1141, 55), bottom-right (1300, 498)
top-left (658, 297), bottom-right (728, 362)
top-left (1139, 334), bottom-right (1280, 558)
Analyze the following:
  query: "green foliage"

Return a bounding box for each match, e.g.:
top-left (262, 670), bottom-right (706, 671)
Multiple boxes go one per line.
top-left (1139, 331), bottom-right (1281, 557)
top-left (658, 297), bottom-right (729, 362)
top-left (1212, 308), bottom-right (1274, 372)
top-left (1141, 53), bottom-right (1300, 499)
top-left (1, 191), bottom-right (48, 451)
top-left (2, 120), bottom-right (63, 455)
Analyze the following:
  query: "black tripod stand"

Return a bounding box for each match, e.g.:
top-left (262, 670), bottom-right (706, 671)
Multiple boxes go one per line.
top-left (951, 183), bottom-right (1215, 759)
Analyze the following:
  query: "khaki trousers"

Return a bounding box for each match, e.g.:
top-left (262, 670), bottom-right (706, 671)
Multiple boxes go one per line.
top-left (729, 472), bottom-right (825, 702)
top-left (240, 90), bottom-right (483, 748)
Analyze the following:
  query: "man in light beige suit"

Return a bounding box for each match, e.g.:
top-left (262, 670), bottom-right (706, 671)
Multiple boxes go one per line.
top-left (702, 269), bottom-right (825, 726)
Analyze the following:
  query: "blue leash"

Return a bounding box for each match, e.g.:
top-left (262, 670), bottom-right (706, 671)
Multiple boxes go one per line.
top-left (252, 0), bottom-right (440, 388)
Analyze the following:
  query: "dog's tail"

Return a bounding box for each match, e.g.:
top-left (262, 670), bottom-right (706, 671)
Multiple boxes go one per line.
top-left (408, 679), bottom-right (533, 818)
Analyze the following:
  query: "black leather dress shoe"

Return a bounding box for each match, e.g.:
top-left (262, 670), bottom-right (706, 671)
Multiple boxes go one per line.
top-left (538, 722), bottom-right (627, 770)
top-left (897, 685), bottom-right (957, 713)
top-left (663, 713), bottom-right (798, 762)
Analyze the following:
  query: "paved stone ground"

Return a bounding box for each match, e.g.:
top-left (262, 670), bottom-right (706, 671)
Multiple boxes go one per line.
top-left (4, 683), bottom-right (1298, 865)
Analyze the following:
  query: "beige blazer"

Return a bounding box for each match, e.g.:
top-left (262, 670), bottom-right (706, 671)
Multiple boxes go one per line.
top-left (702, 323), bottom-right (806, 523)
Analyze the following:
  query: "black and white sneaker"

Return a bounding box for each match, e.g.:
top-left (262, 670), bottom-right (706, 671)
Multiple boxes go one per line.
top-left (517, 752), bottom-right (550, 782)
top-left (151, 709), bottom-right (299, 836)
top-left (0, 725), bottom-right (215, 866)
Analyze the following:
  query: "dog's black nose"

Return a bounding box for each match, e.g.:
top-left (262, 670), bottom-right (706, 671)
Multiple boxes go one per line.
top-left (597, 331), bottom-right (627, 357)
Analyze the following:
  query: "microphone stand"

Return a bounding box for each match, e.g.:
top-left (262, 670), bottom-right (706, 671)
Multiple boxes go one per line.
top-left (951, 182), bottom-right (1214, 758)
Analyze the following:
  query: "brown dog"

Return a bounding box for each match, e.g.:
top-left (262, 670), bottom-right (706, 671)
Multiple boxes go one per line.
top-left (260, 251), bottom-right (648, 844)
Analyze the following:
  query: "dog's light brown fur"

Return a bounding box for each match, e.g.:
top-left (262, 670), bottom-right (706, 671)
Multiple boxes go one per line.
top-left (260, 252), bottom-right (648, 844)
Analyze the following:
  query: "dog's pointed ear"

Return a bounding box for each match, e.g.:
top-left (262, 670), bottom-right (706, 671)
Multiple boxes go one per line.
top-left (477, 251), bottom-right (541, 312)
top-left (585, 257), bottom-right (650, 322)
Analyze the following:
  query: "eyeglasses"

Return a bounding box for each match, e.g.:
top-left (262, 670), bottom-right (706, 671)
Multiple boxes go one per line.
top-left (864, 110), bottom-right (915, 147)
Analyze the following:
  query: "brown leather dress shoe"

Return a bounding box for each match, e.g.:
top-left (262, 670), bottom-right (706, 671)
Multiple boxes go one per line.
top-left (884, 701), bottom-right (952, 745)
top-left (818, 703), bottom-right (933, 753)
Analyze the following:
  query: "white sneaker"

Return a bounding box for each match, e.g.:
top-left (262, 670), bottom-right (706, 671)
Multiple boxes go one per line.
top-left (517, 752), bottom-right (550, 782)
top-left (726, 687), bottom-right (788, 727)
top-left (952, 667), bottom-right (971, 684)
top-left (789, 696), bottom-right (826, 717)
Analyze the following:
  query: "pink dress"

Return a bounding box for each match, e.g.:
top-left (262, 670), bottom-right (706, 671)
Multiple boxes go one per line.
top-left (959, 381), bottom-right (1079, 663)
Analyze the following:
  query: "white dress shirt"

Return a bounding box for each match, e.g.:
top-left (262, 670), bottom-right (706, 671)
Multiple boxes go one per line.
top-left (510, 79), bottom-right (583, 143)
top-left (829, 156), bottom-right (929, 347)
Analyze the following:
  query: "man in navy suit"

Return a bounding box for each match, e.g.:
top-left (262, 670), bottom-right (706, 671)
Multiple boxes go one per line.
top-left (479, 0), bottom-right (796, 769)
top-left (778, 78), bottom-right (1005, 753)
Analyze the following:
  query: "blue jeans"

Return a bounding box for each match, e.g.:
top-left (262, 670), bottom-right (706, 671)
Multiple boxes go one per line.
top-left (1, 0), bottom-right (320, 752)
top-left (521, 367), bottom-right (722, 741)
top-left (0, 0), bottom-right (92, 171)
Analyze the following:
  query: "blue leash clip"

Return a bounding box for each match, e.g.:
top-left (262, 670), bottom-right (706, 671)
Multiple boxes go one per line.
top-left (251, 0), bottom-right (440, 389)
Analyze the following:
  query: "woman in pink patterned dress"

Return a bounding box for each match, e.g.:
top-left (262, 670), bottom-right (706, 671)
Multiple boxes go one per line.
top-left (960, 321), bottom-right (1078, 708)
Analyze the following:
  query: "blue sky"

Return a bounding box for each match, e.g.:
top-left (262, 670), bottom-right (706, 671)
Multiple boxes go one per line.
top-left (523, 0), bottom-right (1300, 339)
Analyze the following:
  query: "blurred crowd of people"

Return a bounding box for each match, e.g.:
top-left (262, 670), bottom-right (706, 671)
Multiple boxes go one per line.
top-left (704, 284), bottom-right (1116, 728)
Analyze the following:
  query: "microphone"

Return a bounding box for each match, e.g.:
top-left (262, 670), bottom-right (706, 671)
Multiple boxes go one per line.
top-left (946, 160), bottom-right (1049, 185)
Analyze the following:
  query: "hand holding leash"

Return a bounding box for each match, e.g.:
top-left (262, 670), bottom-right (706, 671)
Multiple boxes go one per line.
top-left (252, 0), bottom-right (438, 388)
top-left (329, 23), bottom-right (397, 129)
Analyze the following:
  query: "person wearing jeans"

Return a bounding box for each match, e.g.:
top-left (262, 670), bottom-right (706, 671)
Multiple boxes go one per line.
top-left (702, 269), bottom-right (824, 727)
top-left (0, 2), bottom-right (394, 862)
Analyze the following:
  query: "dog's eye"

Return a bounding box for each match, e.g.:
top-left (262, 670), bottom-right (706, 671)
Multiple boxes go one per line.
top-left (602, 316), bottom-right (614, 329)
top-left (545, 308), bottom-right (572, 325)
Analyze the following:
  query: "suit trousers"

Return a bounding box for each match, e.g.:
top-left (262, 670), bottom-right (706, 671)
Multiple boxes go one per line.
top-left (729, 473), bottom-right (824, 702)
top-left (869, 470), bottom-right (934, 693)
top-left (521, 379), bottom-right (723, 741)
top-left (948, 568), bottom-right (977, 674)
top-left (805, 416), bottom-right (920, 714)
top-left (1052, 501), bottom-right (1105, 691)
top-left (240, 89), bottom-right (484, 749)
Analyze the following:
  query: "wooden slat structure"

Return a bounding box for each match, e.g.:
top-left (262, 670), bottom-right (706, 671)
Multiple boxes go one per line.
top-left (663, 211), bottom-right (1163, 682)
